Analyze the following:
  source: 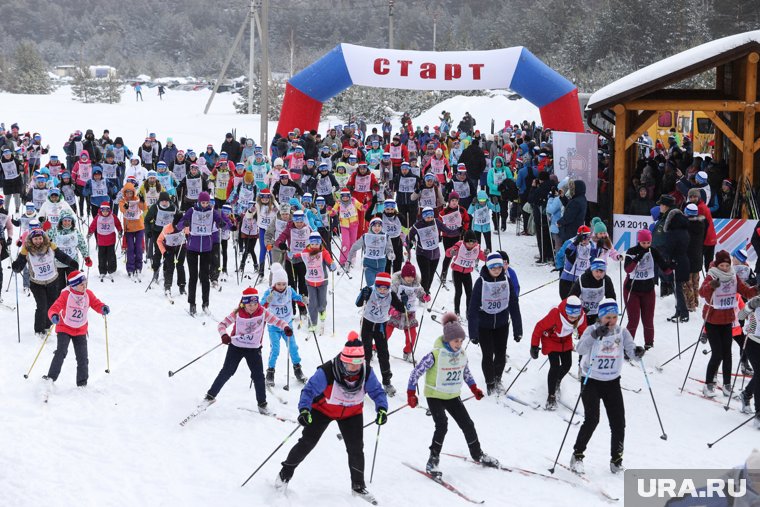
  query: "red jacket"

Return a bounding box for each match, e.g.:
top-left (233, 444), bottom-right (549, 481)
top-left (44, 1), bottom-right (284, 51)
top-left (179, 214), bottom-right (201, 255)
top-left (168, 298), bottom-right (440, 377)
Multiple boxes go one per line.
top-left (48, 287), bottom-right (107, 336)
top-left (438, 205), bottom-right (471, 237)
top-left (699, 269), bottom-right (756, 325)
top-left (384, 142), bottom-right (409, 166)
top-left (531, 300), bottom-right (588, 354)
top-left (696, 200), bottom-right (717, 246)
top-left (347, 171), bottom-right (378, 203)
top-left (445, 240), bottom-right (485, 274)
top-left (88, 213), bottom-right (123, 246)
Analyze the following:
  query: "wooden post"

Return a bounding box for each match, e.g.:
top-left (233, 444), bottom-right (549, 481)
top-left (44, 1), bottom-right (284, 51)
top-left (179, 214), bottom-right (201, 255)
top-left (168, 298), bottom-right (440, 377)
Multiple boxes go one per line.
top-left (613, 105), bottom-right (628, 215)
top-left (742, 53), bottom-right (758, 214)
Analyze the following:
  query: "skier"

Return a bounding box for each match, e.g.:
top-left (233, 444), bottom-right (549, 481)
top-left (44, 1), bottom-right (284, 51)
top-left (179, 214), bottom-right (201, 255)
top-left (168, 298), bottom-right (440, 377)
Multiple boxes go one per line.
top-left (467, 191), bottom-right (498, 252)
top-left (118, 182), bottom-right (147, 280)
top-left (445, 229), bottom-right (486, 317)
top-left (407, 312), bottom-right (497, 477)
top-left (387, 262), bottom-right (429, 362)
top-left (143, 192), bottom-right (177, 283)
top-left (38, 187), bottom-right (73, 229)
top-left (275, 334), bottom-right (388, 504)
top-left (530, 296), bottom-right (588, 410)
top-left (43, 271), bottom-right (109, 388)
top-left (48, 209), bottom-right (90, 292)
top-left (261, 263), bottom-right (308, 386)
top-left (332, 188), bottom-right (365, 266)
top-left (12, 226), bottom-right (78, 338)
top-left (438, 191), bottom-right (471, 284)
top-left (570, 298), bottom-right (644, 474)
top-left (295, 232), bottom-right (337, 333)
top-left (255, 188), bottom-right (277, 277)
top-left (356, 272), bottom-right (407, 396)
top-left (207, 287), bottom-right (292, 413)
top-left (88, 202), bottom-right (122, 282)
top-left (559, 225), bottom-right (597, 300)
top-left (568, 258), bottom-right (617, 325)
top-left (155, 211), bottom-right (187, 297)
top-left (238, 199), bottom-right (260, 275)
top-left (0, 194), bottom-right (13, 294)
top-left (379, 199), bottom-right (403, 274)
top-left (276, 208), bottom-right (312, 317)
top-left (407, 206), bottom-right (459, 294)
top-left (467, 252), bottom-right (523, 395)
top-left (347, 217), bottom-right (394, 287)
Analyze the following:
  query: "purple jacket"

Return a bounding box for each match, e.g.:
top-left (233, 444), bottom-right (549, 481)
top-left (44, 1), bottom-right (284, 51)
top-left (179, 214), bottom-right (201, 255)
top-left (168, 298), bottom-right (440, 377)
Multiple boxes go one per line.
top-left (177, 206), bottom-right (231, 253)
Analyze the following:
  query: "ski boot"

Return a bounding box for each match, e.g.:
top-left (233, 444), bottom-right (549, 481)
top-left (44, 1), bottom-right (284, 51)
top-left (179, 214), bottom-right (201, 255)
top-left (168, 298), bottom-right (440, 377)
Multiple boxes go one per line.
top-left (570, 452), bottom-right (585, 474)
top-left (151, 270), bottom-right (159, 284)
top-left (351, 484), bottom-right (377, 505)
top-left (546, 394), bottom-right (557, 411)
top-left (293, 364), bottom-right (307, 384)
top-left (274, 471), bottom-right (289, 492)
top-left (402, 352), bottom-right (414, 363)
top-left (645, 343), bottom-right (654, 351)
top-left (383, 383), bottom-right (397, 397)
top-left (179, 284), bottom-right (186, 295)
top-left (202, 304), bottom-right (210, 315)
top-left (189, 304), bottom-right (197, 316)
top-left (100, 274), bottom-right (106, 282)
top-left (555, 380), bottom-right (562, 398)
top-left (426, 452), bottom-right (442, 477)
top-left (610, 455), bottom-right (625, 474)
top-left (265, 368), bottom-right (275, 387)
top-left (476, 452), bottom-right (499, 468)
top-left (493, 377), bottom-right (505, 395)
top-left (741, 360), bottom-right (754, 376)
top-left (702, 382), bottom-right (717, 397)
top-left (486, 382), bottom-right (496, 396)
top-left (740, 390), bottom-right (753, 414)
top-left (204, 393), bottom-right (215, 402)
top-left (258, 402), bottom-right (270, 415)
top-left (721, 384), bottom-right (732, 397)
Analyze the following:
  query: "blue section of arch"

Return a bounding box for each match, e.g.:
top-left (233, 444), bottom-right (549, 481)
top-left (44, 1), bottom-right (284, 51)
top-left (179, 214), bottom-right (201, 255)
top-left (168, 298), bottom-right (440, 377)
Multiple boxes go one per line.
top-left (288, 45), bottom-right (353, 103)
top-left (509, 47), bottom-right (576, 108)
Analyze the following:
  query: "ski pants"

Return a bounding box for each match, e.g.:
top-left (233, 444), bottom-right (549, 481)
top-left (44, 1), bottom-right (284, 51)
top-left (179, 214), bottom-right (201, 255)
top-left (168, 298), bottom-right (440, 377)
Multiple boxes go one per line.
top-left (258, 228), bottom-right (269, 269)
top-left (31, 281), bottom-right (59, 333)
top-left (56, 266), bottom-right (76, 293)
top-left (363, 258), bottom-right (385, 287)
top-left (705, 322), bottom-right (733, 386)
top-left (574, 377), bottom-right (625, 461)
top-left (385, 323), bottom-right (418, 355)
top-left (47, 332), bottom-right (88, 386)
top-left (208, 344), bottom-right (266, 405)
top-left (361, 319), bottom-right (392, 385)
top-left (452, 270), bottom-right (473, 315)
top-left (306, 283), bottom-right (328, 326)
top-left (280, 410), bottom-right (366, 488)
top-left (473, 230), bottom-right (492, 252)
top-left (340, 222), bottom-right (358, 265)
top-left (384, 236), bottom-right (403, 275)
top-left (186, 250), bottom-right (211, 306)
top-left (267, 324), bottom-right (300, 369)
top-left (210, 241), bottom-right (221, 282)
top-left (240, 235), bottom-right (259, 272)
top-left (125, 230), bottom-right (144, 274)
top-left (427, 396), bottom-right (482, 460)
top-left (440, 235), bottom-right (459, 280)
top-left (97, 244), bottom-right (117, 275)
top-left (145, 231), bottom-right (158, 267)
top-left (623, 288), bottom-right (656, 346)
top-left (547, 350), bottom-right (573, 396)
top-left (559, 279), bottom-right (574, 300)
top-left (477, 324), bottom-right (509, 388)
top-left (416, 254), bottom-right (439, 295)
top-left (742, 339), bottom-right (760, 413)
top-left (398, 204), bottom-right (417, 229)
top-left (162, 246), bottom-right (186, 291)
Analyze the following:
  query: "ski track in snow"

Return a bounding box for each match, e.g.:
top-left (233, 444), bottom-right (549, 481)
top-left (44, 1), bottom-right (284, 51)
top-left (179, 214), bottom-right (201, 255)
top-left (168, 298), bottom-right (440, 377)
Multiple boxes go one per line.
top-left (0, 87), bottom-right (753, 506)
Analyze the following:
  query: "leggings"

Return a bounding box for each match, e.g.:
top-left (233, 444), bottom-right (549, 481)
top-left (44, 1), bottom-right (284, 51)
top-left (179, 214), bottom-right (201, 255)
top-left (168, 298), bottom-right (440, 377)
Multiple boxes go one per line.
top-left (386, 323), bottom-right (417, 355)
top-left (258, 228), bottom-right (269, 268)
top-left (452, 270), bottom-right (473, 315)
top-left (47, 332), bottom-right (88, 386)
top-left (239, 236), bottom-right (259, 272)
top-left (361, 319), bottom-right (392, 385)
top-left (573, 377), bottom-right (625, 461)
top-left (384, 236), bottom-right (403, 274)
top-left (705, 322), bottom-right (733, 386)
top-left (478, 324), bottom-right (509, 387)
top-left (186, 250), bottom-right (211, 306)
top-left (427, 396), bottom-right (482, 460)
top-left (547, 350), bottom-right (573, 396)
top-left (474, 230), bottom-right (492, 252)
top-left (340, 222), bottom-right (358, 265)
top-left (440, 236), bottom-right (459, 279)
top-left (207, 344), bottom-right (266, 404)
top-left (623, 288), bottom-right (656, 346)
top-left (416, 254), bottom-right (439, 294)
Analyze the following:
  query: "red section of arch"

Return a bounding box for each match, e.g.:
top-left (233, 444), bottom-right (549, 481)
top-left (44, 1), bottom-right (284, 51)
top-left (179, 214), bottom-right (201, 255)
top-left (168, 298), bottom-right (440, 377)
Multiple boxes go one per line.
top-left (276, 83), bottom-right (323, 137)
top-left (539, 89), bottom-right (584, 133)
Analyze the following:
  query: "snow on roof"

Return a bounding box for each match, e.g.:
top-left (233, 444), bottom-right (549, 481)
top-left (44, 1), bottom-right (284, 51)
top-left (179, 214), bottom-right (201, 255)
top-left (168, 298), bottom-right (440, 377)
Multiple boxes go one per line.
top-left (587, 30), bottom-right (760, 110)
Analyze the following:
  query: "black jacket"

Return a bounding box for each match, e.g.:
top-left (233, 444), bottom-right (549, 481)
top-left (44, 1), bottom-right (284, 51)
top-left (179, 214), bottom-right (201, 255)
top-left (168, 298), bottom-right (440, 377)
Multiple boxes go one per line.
top-left (685, 215), bottom-right (706, 274)
top-left (221, 139), bottom-right (242, 163)
top-left (459, 140), bottom-right (486, 180)
top-left (558, 180), bottom-right (587, 242)
top-left (467, 265), bottom-right (522, 338)
top-left (663, 208), bottom-right (690, 282)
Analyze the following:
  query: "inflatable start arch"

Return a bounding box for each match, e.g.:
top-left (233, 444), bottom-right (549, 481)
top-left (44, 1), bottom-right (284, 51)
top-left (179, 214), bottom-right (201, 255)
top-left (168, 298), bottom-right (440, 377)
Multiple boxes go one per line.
top-left (276, 44), bottom-right (584, 136)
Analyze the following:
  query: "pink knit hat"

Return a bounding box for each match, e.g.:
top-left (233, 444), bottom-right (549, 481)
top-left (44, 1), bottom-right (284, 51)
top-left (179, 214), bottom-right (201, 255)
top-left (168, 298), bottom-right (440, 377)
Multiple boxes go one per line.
top-left (340, 331), bottom-right (365, 364)
top-left (637, 229), bottom-right (652, 243)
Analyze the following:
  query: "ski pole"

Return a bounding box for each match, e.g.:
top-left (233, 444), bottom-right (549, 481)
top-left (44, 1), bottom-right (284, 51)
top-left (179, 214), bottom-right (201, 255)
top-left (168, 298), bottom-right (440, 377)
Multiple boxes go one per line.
top-left (369, 424), bottom-right (381, 483)
top-left (706, 414), bottom-right (757, 448)
top-left (549, 344), bottom-right (598, 474)
top-left (675, 313), bottom-right (681, 360)
top-left (502, 356), bottom-right (531, 397)
top-left (168, 343), bottom-right (223, 377)
top-left (233, 231), bottom-right (240, 285)
top-left (538, 356), bottom-right (549, 371)
top-left (104, 315), bottom-right (111, 373)
top-left (680, 314), bottom-right (710, 393)
top-left (656, 340), bottom-right (697, 371)
top-left (337, 403), bottom-right (411, 440)
top-left (520, 277), bottom-right (558, 297)
top-left (14, 272), bottom-right (21, 343)
top-left (240, 425), bottom-right (301, 487)
top-left (724, 334), bottom-right (748, 411)
top-left (331, 271), bottom-right (335, 337)
top-left (311, 330), bottom-right (324, 364)
top-left (639, 356), bottom-right (667, 440)
top-left (24, 327), bottom-right (54, 378)
top-left (283, 333), bottom-right (290, 392)
top-left (426, 276), bottom-right (445, 313)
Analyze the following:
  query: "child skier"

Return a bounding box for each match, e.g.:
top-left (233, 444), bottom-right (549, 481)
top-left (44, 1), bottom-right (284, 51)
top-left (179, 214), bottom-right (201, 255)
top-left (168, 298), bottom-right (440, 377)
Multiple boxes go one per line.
top-left (568, 258), bottom-right (617, 325)
top-left (118, 182), bottom-right (147, 280)
top-left (530, 296), bottom-right (588, 410)
top-left (261, 263), bottom-right (308, 386)
top-left (347, 217), bottom-right (394, 286)
top-left (570, 298), bottom-right (644, 474)
top-left (43, 271), bottom-right (109, 388)
top-left (407, 206), bottom-right (459, 294)
top-left (48, 209), bottom-right (90, 292)
top-left (445, 229), bottom-right (486, 316)
top-left (294, 232), bottom-right (337, 334)
top-left (388, 262), bottom-right (429, 362)
top-left (208, 287), bottom-right (292, 413)
top-left (88, 202), bottom-right (122, 281)
top-left (467, 191), bottom-right (497, 252)
top-left (276, 334), bottom-right (388, 503)
top-left (156, 211), bottom-right (187, 296)
top-left (407, 312), bottom-right (497, 477)
top-left (332, 188), bottom-right (365, 266)
top-left (560, 225), bottom-right (597, 299)
top-left (356, 271), bottom-right (407, 395)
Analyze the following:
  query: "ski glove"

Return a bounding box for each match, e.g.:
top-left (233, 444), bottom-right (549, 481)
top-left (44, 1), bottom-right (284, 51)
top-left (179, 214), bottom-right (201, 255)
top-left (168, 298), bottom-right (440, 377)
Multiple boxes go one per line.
top-left (591, 325), bottom-right (609, 339)
top-left (360, 286), bottom-right (373, 301)
top-left (634, 346), bottom-right (645, 358)
top-left (50, 314), bottom-right (60, 324)
top-left (747, 296), bottom-right (760, 310)
top-left (422, 294), bottom-right (431, 303)
top-left (278, 242), bottom-right (288, 251)
top-left (407, 390), bottom-right (418, 409)
top-left (329, 262), bottom-right (338, 272)
top-left (284, 326), bottom-right (293, 337)
top-left (84, 256), bottom-right (93, 267)
top-left (221, 334), bottom-right (231, 344)
top-left (298, 409), bottom-right (312, 427)
top-left (470, 335), bottom-right (479, 346)
top-left (530, 346), bottom-right (540, 360)
top-left (375, 408), bottom-right (388, 426)
top-left (400, 292), bottom-right (409, 307)
top-left (710, 277), bottom-right (721, 288)
top-left (469, 384), bottom-right (484, 400)
top-left (101, 305), bottom-right (110, 315)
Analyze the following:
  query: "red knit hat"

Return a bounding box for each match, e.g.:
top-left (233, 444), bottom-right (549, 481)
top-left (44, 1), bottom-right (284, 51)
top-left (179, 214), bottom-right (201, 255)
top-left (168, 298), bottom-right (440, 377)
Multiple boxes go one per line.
top-left (375, 272), bottom-right (391, 287)
top-left (577, 225), bottom-right (591, 236)
top-left (67, 270), bottom-right (86, 287)
top-left (401, 262), bottom-right (416, 278)
top-left (340, 332), bottom-right (365, 364)
top-left (241, 287), bottom-right (259, 304)
top-left (279, 169), bottom-right (290, 177)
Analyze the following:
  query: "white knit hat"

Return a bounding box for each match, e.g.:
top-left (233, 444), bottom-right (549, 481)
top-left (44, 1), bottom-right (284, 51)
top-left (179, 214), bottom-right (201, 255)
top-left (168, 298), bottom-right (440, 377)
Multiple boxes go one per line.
top-left (270, 262), bottom-right (288, 285)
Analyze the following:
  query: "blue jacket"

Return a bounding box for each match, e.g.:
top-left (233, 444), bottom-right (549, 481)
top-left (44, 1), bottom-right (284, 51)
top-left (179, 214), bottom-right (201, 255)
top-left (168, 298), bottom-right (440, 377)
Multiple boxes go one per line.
top-left (261, 286), bottom-right (304, 326)
top-left (298, 362), bottom-right (388, 414)
top-left (546, 195), bottom-right (562, 234)
top-left (516, 166), bottom-right (537, 195)
top-left (467, 266), bottom-right (523, 339)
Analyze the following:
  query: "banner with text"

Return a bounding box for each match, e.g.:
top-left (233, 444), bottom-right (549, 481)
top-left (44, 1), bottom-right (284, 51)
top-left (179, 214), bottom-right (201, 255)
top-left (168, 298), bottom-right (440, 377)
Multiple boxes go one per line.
top-left (613, 214), bottom-right (757, 261)
top-left (553, 131), bottom-right (599, 203)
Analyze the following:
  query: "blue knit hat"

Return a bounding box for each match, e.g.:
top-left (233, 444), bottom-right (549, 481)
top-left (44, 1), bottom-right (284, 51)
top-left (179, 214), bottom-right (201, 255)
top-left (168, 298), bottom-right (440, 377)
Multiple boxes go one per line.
top-left (684, 203), bottom-right (698, 216)
top-left (486, 252), bottom-right (503, 269)
top-left (597, 298), bottom-right (619, 318)
top-left (565, 296), bottom-right (582, 317)
top-left (590, 258), bottom-right (607, 272)
top-left (732, 247), bottom-right (748, 263)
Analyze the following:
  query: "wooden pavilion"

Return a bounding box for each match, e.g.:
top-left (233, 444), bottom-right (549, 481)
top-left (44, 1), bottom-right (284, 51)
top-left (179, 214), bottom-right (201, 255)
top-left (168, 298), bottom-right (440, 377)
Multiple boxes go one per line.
top-left (585, 30), bottom-right (760, 215)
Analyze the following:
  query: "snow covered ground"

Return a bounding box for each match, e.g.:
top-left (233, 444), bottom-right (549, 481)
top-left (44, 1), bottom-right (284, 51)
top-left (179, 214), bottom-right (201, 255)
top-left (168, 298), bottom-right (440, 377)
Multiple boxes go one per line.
top-left (0, 87), bottom-right (755, 506)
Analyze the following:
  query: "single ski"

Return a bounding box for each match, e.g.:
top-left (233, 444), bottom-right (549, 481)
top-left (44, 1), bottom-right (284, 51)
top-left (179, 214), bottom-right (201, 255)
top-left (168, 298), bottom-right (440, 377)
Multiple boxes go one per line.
top-left (184, 310), bottom-right (207, 326)
top-left (402, 462), bottom-right (484, 504)
top-left (496, 397), bottom-right (524, 416)
top-left (179, 399), bottom-right (216, 427)
top-left (266, 385), bottom-right (289, 405)
top-left (505, 393), bottom-right (541, 410)
top-left (547, 458), bottom-right (620, 502)
top-left (0, 301), bottom-right (16, 311)
top-left (682, 389), bottom-right (739, 410)
top-left (237, 407), bottom-right (297, 424)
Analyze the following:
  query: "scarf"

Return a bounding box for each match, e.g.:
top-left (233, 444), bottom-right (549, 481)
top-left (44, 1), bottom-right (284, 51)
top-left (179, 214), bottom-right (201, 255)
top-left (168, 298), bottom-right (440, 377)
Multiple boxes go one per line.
top-left (707, 265), bottom-right (735, 283)
top-left (332, 359), bottom-right (365, 394)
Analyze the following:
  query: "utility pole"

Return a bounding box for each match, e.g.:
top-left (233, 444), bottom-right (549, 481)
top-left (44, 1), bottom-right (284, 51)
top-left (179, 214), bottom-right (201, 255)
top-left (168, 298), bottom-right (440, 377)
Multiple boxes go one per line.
top-left (289, 27), bottom-right (294, 78)
top-left (260, 0), bottom-right (269, 150)
top-left (388, 0), bottom-right (394, 49)
top-left (247, 0), bottom-right (256, 115)
top-left (432, 11), bottom-right (438, 51)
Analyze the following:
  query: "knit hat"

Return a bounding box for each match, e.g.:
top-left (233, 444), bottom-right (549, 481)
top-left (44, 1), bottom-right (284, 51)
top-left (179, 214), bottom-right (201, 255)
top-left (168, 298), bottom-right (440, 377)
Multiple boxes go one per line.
top-left (637, 229), bottom-right (652, 243)
top-left (477, 190), bottom-right (488, 202)
top-left (383, 198), bottom-right (396, 208)
top-left (590, 258), bottom-right (607, 272)
top-left (687, 187), bottom-right (702, 201)
top-left (375, 272), bottom-right (392, 287)
top-left (441, 312), bottom-right (466, 342)
top-left (597, 298), bottom-right (619, 318)
top-left (457, 163), bottom-right (467, 172)
top-left (591, 217), bottom-right (607, 234)
top-left (198, 191), bottom-right (210, 202)
top-left (463, 230), bottom-right (477, 243)
top-left (486, 252), bottom-right (503, 269)
top-left (67, 270), bottom-right (86, 287)
top-left (292, 209), bottom-right (305, 221)
top-left (577, 225), bottom-right (591, 236)
top-left (241, 287), bottom-right (259, 305)
top-left (316, 196), bottom-right (325, 205)
top-left (159, 191), bottom-right (171, 203)
top-left (715, 250), bottom-right (731, 266)
top-left (302, 193), bottom-right (313, 202)
top-left (449, 191), bottom-right (460, 201)
top-left (565, 296), bottom-right (582, 316)
top-left (309, 232), bottom-right (322, 244)
top-left (732, 247), bottom-right (748, 263)
top-left (421, 207), bottom-right (434, 218)
top-left (243, 171), bottom-right (254, 184)
top-left (279, 169), bottom-right (289, 177)
top-left (99, 201), bottom-right (112, 210)
top-left (695, 171), bottom-right (708, 184)
top-left (280, 204), bottom-right (291, 215)
top-left (340, 188), bottom-right (351, 196)
top-left (369, 217), bottom-right (383, 229)
top-left (340, 332), bottom-right (365, 364)
top-left (424, 173), bottom-right (435, 181)
top-left (271, 263), bottom-right (288, 285)
top-left (684, 203), bottom-right (699, 216)
top-left (401, 262), bottom-right (416, 278)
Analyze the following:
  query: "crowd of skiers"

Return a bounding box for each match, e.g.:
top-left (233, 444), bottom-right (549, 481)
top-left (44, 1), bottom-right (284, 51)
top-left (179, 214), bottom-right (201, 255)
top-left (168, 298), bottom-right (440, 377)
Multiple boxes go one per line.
top-left (1, 116), bottom-right (758, 502)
